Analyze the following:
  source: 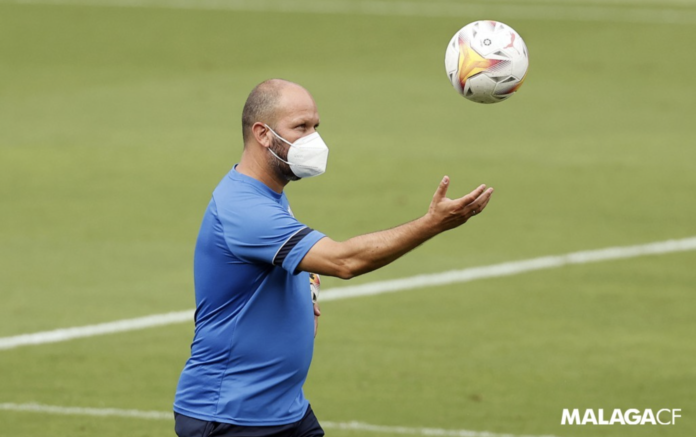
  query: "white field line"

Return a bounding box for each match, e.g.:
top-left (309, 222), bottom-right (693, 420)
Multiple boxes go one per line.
top-left (0, 402), bottom-right (172, 420)
top-left (0, 311), bottom-right (194, 351)
top-left (320, 420), bottom-right (562, 437)
top-left (0, 403), bottom-right (561, 437)
top-left (321, 236), bottom-right (696, 301)
top-left (1, 236), bottom-right (695, 352)
top-left (2, 0), bottom-right (696, 25)
top-left (485, 0), bottom-right (696, 5)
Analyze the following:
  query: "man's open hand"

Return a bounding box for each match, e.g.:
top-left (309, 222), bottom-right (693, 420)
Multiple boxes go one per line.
top-left (313, 303), bottom-right (320, 338)
top-left (426, 176), bottom-right (494, 233)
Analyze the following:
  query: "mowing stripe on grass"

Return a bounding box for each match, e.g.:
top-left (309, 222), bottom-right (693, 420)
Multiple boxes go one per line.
top-left (1, 236), bottom-right (695, 351)
top-left (2, 0), bottom-right (696, 25)
top-left (0, 402), bottom-right (562, 437)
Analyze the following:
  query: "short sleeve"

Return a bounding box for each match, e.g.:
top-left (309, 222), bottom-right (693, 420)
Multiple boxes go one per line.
top-left (214, 194), bottom-right (325, 274)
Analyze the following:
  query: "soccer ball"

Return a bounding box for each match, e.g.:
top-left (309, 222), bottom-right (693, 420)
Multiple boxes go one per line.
top-left (444, 20), bottom-right (529, 104)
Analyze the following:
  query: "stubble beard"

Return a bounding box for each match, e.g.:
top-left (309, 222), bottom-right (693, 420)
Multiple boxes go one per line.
top-left (269, 136), bottom-right (300, 182)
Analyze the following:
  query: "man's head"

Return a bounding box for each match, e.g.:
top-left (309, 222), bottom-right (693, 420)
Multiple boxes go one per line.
top-left (241, 79), bottom-right (321, 183)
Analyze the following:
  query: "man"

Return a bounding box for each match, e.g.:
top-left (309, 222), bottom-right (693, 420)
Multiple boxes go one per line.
top-left (173, 79), bottom-right (493, 437)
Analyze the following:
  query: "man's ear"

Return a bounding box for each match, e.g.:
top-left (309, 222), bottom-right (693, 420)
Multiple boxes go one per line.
top-left (252, 122), bottom-right (271, 148)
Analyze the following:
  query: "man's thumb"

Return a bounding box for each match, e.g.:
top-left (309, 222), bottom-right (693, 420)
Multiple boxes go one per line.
top-left (433, 176), bottom-right (449, 202)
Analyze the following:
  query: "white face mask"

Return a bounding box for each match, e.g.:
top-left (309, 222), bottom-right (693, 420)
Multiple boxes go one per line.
top-left (265, 124), bottom-right (329, 178)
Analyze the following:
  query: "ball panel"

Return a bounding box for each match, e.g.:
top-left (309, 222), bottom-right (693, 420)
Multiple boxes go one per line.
top-left (444, 20), bottom-right (529, 104)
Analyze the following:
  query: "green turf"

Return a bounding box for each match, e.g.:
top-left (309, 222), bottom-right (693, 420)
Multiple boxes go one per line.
top-left (1, 1), bottom-right (695, 436)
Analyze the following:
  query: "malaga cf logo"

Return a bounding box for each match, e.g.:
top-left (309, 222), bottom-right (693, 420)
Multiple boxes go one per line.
top-left (561, 408), bottom-right (682, 426)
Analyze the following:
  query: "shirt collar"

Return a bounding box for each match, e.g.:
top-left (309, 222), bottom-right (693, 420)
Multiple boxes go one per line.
top-left (230, 164), bottom-right (283, 201)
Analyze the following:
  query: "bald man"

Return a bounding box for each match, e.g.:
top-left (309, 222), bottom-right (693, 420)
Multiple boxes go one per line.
top-left (173, 79), bottom-right (493, 437)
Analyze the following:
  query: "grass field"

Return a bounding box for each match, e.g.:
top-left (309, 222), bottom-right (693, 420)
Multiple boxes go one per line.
top-left (1, 1), bottom-right (695, 436)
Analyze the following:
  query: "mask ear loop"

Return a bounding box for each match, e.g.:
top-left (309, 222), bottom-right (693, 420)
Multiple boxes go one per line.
top-left (264, 124), bottom-right (294, 148)
top-left (264, 124), bottom-right (315, 170)
top-left (268, 148), bottom-right (317, 170)
top-left (264, 124), bottom-right (292, 165)
top-left (267, 146), bottom-right (291, 166)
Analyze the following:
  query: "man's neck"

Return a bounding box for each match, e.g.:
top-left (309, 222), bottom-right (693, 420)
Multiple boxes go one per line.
top-left (237, 149), bottom-right (287, 194)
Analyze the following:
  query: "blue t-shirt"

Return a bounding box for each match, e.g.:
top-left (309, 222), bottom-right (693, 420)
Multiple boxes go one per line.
top-left (174, 166), bottom-right (325, 426)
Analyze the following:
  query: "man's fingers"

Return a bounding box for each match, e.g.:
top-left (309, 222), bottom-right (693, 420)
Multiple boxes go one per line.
top-left (432, 176), bottom-right (450, 203)
top-left (314, 303), bottom-right (320, 338)
top-left (480, 189), bottom-right (493, 210)
top-left (454, 184), bottom-right (487, 209)
top-left (469, 188), bottom-right (494, 216)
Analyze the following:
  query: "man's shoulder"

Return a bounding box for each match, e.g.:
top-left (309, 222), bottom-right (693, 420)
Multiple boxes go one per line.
top-left (210, 173), bottom-right (289, 224)
top-left (213, 171), bottom-right (269, 204)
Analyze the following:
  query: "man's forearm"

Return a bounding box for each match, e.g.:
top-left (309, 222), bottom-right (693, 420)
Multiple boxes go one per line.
top-left (338, 215), bottom-right (440, 278)
top-left (298, 179), bottom-right (493, 279)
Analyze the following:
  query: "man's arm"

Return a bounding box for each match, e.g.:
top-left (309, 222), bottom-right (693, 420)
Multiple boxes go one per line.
top-left (298, 176), bottom-right (493, 279)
